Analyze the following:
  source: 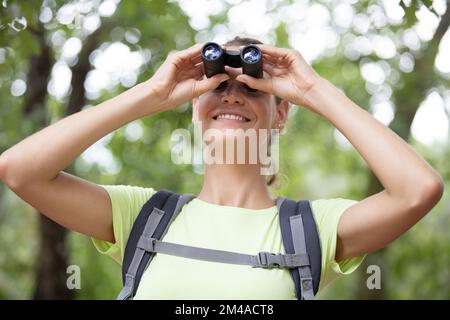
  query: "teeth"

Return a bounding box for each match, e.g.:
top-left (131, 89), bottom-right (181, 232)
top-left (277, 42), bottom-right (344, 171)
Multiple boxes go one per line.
top-left (216, 113), bottom-right (247, 121)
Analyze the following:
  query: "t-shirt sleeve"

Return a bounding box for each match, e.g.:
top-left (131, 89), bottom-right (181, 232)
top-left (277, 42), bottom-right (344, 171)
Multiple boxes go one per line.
top-left (310, 198), bottom-right (366, 294)
top-left (91, 184), bottom-right (157, 265)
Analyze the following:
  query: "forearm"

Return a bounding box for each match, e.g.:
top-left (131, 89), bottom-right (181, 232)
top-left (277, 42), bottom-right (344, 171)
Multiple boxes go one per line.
top-left (304, 78), bottom-right (443, 202)
top-left (1, 80), bottom-right (159, 185)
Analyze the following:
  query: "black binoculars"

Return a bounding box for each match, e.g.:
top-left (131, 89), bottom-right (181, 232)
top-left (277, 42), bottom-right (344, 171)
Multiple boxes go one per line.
top-left (201, 42), bottom-right (263, 92)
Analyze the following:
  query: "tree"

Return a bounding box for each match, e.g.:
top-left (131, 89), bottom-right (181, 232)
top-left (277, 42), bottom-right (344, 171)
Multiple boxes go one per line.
top-left (0, 0), bottom-right (448, 299)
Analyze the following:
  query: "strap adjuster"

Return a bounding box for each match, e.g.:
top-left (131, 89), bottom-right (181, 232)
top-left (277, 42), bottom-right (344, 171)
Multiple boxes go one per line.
top-left (300, 277), bottom-right (313, 294)
top-left (137, 236), bottom-right (157, 252)
top-left (124, 273), bottom-right (135, 287)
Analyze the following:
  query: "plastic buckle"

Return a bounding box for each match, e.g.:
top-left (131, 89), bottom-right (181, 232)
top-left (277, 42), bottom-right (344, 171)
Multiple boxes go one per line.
top-left (257, 252), bottom-right (284, 269)
top-left (147, 237), bottom-right (156, 252)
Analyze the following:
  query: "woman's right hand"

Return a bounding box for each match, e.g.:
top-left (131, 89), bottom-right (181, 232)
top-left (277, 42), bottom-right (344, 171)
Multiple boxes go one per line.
top-left (145, 43), bottom-right (229, 112)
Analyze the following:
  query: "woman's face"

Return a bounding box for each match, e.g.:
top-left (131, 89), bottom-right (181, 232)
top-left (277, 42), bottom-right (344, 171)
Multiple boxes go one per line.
top-left (192, 47), bottom-right (288, 137)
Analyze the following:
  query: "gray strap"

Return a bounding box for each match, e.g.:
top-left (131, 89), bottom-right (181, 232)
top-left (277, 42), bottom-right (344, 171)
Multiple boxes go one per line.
top-left (142, 207), bottom-right (165, 237)
top-left (118, 195), bottom-right (196, 300)
top-left (172, 194), bottom-right (196, 221)
top-left (117, 207), bottom-right (165, 300)
top-left (290, 214), bottom-right (315, 300)
top-left (136, 236), bottom-right (310, 269)
top-left (140, 194), bottom-right (196, 271)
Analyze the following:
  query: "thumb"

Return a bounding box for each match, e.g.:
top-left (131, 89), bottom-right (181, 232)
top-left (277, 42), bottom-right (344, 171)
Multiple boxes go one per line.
top-left (236, 74), bottom-right (272, 93)
top-left (195, 74), bottom-right (229, 96)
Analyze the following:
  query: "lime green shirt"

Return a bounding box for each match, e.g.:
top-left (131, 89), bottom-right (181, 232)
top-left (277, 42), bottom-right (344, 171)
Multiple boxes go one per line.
top-left (92, 185), bottom-right (365, 299)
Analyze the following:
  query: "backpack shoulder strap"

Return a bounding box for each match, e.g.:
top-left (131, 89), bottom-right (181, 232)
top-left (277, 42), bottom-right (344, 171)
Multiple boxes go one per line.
top-left (277, 197), bottom-right (322, 300)
top-left (118, 189), bottom-right (195, 300)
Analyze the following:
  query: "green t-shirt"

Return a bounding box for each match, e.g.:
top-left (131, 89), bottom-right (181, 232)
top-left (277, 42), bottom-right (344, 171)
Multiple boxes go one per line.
top-left (92, 185), bottom-right (365, 299)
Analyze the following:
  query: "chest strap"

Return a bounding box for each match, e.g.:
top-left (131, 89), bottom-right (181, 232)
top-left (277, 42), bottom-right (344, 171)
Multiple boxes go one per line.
top-left (136, 236), bottom-right (310, 269)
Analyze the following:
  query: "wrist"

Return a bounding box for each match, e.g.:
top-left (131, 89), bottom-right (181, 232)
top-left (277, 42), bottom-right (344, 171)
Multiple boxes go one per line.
top-left (301, 77), bottom-right (334, 117)
top-left (129, 80), bottom-right (167, 118)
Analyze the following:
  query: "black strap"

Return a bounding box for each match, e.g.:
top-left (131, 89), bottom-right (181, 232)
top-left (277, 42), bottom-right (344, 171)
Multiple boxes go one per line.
top-left (278, 199), bottom-right (322, 298)
top-left (298, 200), bottom-right (322, 295)
top-left (121, 189), bottom-right (178, 293)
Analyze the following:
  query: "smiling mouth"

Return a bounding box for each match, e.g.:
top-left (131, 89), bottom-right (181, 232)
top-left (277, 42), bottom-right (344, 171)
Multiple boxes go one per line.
top-left (212, 113), bottom-right (251, 122)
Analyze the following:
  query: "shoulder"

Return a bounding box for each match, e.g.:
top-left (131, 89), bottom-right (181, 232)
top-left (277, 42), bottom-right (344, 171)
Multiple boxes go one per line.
top-left (100, 184), bottom-right (157, 209)
top-left (309, 197), bottom-right (359, 252)
top-left (99, 184), bottom-right (158, 236)
top-left (310, 198), bottom-right (358, 226)
top-left (309, 198), bottom-right (363, 295)
top-left (91, 184), bottom-right (157, 264)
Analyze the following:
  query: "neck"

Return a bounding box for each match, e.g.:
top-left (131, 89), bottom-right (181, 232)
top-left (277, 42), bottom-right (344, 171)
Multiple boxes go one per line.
top-left (197, 164), bottom-right (276, 209)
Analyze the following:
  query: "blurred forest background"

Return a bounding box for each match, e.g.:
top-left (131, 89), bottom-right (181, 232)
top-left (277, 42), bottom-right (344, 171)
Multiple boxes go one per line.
top-left (0, 0), bottom-right (449, 299)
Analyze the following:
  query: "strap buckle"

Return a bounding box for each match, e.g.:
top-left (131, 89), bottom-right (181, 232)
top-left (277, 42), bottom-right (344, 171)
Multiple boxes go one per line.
top-left (256, 251), bottom-right (285, 269)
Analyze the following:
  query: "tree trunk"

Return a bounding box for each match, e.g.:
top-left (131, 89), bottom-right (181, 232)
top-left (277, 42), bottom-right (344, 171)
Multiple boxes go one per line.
top-left (31, 25), bottom-right (104, 299)
top-left (22, 26), bottom-right (74, 300)
top-left (33, 216), bottom-right (72, 299)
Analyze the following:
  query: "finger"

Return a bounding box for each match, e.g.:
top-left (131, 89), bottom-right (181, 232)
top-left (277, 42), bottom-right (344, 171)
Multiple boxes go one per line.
top-left (262, 62), bottom-right (277, 76)
top-left (256, 44), bottom-right (291, 58)
top-left (190, 54), bottom-right (203, 65)
top-left (194, 73), bottom-right (229, 96)
top-left (177, 42), bottom-right (204, 61)
top-left (262, 53), bottom-right (276, 63)
top-left (235, 74), bottom-right (273, 94)
top-left (194, 61), bottom-right (204, 69)
top-left (195, 73), bottom-right (206, 81)
top-left (179, 61), bottom-right (204, 79)
top-left (192, 63), bottom-right (205, 78)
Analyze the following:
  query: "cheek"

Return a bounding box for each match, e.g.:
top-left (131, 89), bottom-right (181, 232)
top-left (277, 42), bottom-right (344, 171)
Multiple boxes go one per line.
top-left (195, 94), bottom-right (215, 120)
top-left (254, 103), bottom-right (274, 126)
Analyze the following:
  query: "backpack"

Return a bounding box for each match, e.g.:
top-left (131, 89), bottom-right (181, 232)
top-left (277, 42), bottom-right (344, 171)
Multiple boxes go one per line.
top-left (117, 189), bottom-right (322, 300)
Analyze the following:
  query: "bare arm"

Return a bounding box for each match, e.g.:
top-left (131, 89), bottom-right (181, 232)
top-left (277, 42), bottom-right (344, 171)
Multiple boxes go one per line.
top-left (0, 81), bottom-right (158, 242)
top-left (304, 78), bottom-right (444, 261)
top-left (237, 44), bottom-right (444, 261)
top-left (0, 43), bottom-right (228, 242)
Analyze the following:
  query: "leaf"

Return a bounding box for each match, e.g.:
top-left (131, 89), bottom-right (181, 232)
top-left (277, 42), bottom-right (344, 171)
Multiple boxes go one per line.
top-left (147, 0), bottom-right (169, 17)
top-left (401, 0), bottom-right (419, 27)
top-left (420, 0), bottom-right (439, 17)
top-left (275, 22), bottom-right (289, 47)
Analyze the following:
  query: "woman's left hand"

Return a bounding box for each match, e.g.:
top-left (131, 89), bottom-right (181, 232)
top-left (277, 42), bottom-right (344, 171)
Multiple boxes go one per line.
top-left (235, 44), bottom-right (323, 112)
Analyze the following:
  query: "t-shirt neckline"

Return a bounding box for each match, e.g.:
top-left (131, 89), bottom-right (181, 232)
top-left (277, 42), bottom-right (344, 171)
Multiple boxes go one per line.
top-left (190, 197), bottom-right (278, 215)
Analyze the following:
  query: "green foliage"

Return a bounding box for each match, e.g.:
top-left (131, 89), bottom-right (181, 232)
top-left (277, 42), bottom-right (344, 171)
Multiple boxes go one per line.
top-left (0, 0), bottom-right (448, 300)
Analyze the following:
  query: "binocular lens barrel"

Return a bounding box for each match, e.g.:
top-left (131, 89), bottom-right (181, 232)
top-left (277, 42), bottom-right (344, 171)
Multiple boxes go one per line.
top-left (203, 44), bottom-right (222, 61)
top-left (202, 42), bottom-right (225, 78)
top-left (241, 45), bottom-right (263, 84)
top-left (242, 47), bottom-right (261, 64)
top-left (201, 42), bottom-right (263, 91)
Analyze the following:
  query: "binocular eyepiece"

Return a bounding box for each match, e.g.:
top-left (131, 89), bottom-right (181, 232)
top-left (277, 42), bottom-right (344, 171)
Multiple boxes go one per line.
top-left (201, 42), bottom-right (263, 92)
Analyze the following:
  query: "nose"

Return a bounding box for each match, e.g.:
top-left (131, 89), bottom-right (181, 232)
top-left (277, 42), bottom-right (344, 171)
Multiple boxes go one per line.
top-left (220, 82), bottom-right (245, 105)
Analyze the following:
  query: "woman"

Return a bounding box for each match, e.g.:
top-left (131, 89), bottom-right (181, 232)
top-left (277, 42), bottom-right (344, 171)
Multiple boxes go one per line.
top-left (0, 36), bottom-right (444, 299)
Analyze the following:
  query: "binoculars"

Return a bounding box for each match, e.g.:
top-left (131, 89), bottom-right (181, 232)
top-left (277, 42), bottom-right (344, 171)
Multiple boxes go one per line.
top-left (201, 42), bottom-right (263, 92)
